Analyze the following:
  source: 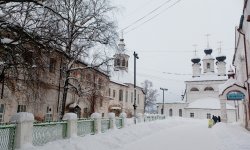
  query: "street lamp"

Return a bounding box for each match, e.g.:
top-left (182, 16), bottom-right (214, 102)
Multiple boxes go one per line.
top-left (160, 88), bottom-right (168, 115)
top-left (133, 51), bottom-right (139, 124)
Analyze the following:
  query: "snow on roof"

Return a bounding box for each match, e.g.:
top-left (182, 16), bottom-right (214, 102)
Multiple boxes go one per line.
top-left (186, 97), bottom-right (235, 110)
top-left (186, 73), bottom-right (227, 82)
top-left (219, 78), bottom-right (244, 95)
top-left (157, 101), bottom-right (186, 104)
top-left (110, 69), bottom-right (134, 85)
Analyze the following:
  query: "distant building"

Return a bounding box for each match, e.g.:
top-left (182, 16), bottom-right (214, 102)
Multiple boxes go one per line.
top-left (108, 38), bottom-right (145, 117)
top-left (157, 47), bottom-right (237, 122)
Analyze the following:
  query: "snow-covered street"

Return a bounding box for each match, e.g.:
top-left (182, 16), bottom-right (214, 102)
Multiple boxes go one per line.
top-left (21, 118), bottom-right (250, 150)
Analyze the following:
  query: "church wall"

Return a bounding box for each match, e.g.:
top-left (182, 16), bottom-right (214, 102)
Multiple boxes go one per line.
top-left (184, 108), bottom-right (236, 123)
top-left (157, 103), bottom-right (187, 117)
top-left (186, 80), bottom-right (226, 103)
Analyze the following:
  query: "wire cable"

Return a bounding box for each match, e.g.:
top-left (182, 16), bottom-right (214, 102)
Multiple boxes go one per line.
top-left (125, 0), bottom-right (182, 34)
top-left (122, 0), bottom-right (172, 31)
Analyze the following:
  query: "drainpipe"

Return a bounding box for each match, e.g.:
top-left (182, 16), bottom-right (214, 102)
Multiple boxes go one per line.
top-left (57, 57), bottom-right (63, 119)
top-left (237, 28), bottom-right (250, 129)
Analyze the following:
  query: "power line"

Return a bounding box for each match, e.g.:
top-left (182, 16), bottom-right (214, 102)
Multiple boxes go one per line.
top-left (125, 0), bottom-right (182, 34)
top-left (122, 0), bottom-right (173, 31)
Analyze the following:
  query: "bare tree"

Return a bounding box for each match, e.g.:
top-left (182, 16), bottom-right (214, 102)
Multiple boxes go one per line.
top-left (42, 0), bottom-right (117, 118)
top-left (0, 0), bottom-right (118, 119)
top-left (142, 80), bottom-right (158, 113)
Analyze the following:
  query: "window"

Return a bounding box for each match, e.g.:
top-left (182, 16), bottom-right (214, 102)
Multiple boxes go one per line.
top-left (98, 79), bottom-right (103, 90)
top-left (119, 89), bottom-right (123, 101)
top-left (169, 109), bottom-right (173, 117)
top-left (207, 113), bottom-right (211, 119)
top-left (125, 91), bottom-right (128, 102)
top-left (108, 88), bottom-right (111, 96)
top-left (179, 109), bottom-right (182, 117)
top-left (17, 105), bottom-right (26, 113)
top-left (113, 90), bottom-right (116, 98)
top-left (100, 99), bottom-right (103, 107)
top-left (126, 61), bottom-right (128, 67)
top-left (84, 108), bottom-right (88, 113)
top-left (190, 87), bottom-right (199, 91)
top-left (45, 106), bottom-right (52, 122)
top-left (131, 92), bottom-right (133, 103)
top-left (207, 63), bottom-right (210, 69)
top-left (117, 59), bottom-right (120, 66)
top-left (138, 94), bottom-right (140, 104)
top-left (49, 58), bottom-right (56, 73)
top-left (190, 113), bottom-right (194, 118)
top-left (102, 113), bottom-right (105, 117)
top-left (122, 59), bottom-right (126, 66)
top-left (0, 104), bottom-right (4, 122)
top-left (204, 87), bottom-right (214, 91)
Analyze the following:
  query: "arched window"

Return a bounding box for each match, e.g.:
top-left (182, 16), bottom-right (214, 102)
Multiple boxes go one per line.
top-left (126, 61), bottom-right (128, 67)
top-left (169, 109), bottom-right (173, 117)
top-left (122, 59), bottom-right (126, 66)
top-left (190, 87), bottom-right (199, 91)
top-left (207, 63), bottom-right (210, 69)
top-left (179, 109), bottom-right (182, 117)
top-left (204, 87), bottom-right (214, 91)
top-left (117, 59), bottom-right (120, 66)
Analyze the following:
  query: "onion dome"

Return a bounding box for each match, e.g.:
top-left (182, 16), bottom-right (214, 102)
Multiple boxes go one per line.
top-left (216, 55), bottom-right (226, 62)
top-left (204, 48), bottom-right (213, 55)
top-left (191, 57), bottom-right (201, 64)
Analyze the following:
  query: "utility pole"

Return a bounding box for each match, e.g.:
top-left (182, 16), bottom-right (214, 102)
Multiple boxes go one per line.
top-left (160, 88), bottom-right (168, 115)
top-left (133, 51), bottom-right (139, 124)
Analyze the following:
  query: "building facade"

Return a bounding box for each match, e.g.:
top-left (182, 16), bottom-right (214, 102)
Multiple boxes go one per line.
top-left (157, 47), bottom-right (237, 122)
top-left (221, 0), bottom-right (250, 129)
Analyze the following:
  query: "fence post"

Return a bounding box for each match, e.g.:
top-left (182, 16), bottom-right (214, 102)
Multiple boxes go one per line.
top-left (137, 113), bottom-right (142, 123)
top-left (10, 112), bottom-right (34, 149)
top-left (108, 113), bottom-right (116, 129)
top-left (119, 112), bottom-right (127, 128)
top-left (63, 113), bottom-right (77, 138)
top-left (91, 113), bottom-right (101, 134)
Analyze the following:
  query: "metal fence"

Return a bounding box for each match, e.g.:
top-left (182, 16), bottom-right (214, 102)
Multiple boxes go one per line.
top-left (77, 119), bottom-right (94, 136)
top-left (0, 124), bottom-right (16, 150)
top-left (101, 118), bottom-right (110, 133)
top-left (33, 121), bottom-right (67, 146)
top-left (115, 118), bottom-right (122, 129)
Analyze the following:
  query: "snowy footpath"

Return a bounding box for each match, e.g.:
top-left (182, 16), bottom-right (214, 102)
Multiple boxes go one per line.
top-left (21, 118), bottom-right (250, 150)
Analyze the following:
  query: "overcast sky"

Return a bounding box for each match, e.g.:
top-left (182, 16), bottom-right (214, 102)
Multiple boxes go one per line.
top-left (111, 0), bottom-right (243, 102)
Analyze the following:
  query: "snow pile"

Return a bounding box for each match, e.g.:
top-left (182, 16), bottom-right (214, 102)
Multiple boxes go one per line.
top-left (186, 97), bottom-right (235, 109)
top-left (10, 112), bottom-right (34, 123)
top-left (212, 122), bottom-right (250, 150)
top-left (19, 118), bottom-right (250, 150)
top-left (62, 113), bottom-right (77, 121)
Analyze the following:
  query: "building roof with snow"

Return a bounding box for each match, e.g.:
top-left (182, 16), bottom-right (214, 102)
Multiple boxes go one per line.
top-left (185, 97), bottom-right (235, 110)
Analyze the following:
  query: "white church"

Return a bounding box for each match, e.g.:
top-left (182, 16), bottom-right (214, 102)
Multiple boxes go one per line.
top-left (157, 47), bottom-right (237, 122)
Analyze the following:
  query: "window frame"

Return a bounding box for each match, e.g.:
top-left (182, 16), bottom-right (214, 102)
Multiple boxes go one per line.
top-left (190, 113), bottom-right (194, 118)
top-left (119, 89), bottom-right (123, 101)
top-left (17, 105), bottom-right (26, 113)
top-left (0, 104), bottom-right (5, 122)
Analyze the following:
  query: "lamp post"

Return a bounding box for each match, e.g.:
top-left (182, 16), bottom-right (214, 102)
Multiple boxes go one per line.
top-left (160, 88), bottom-right (168, 115)
top-left (133, 51), bottom-right (139, 124)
